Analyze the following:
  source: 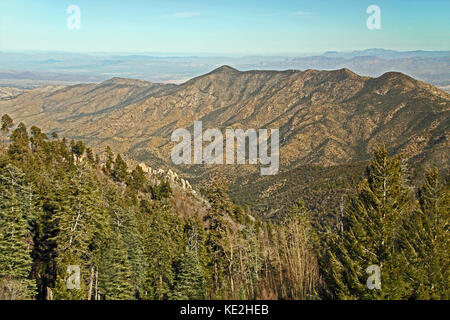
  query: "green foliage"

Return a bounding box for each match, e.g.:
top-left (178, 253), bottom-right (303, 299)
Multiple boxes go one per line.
top-left (402, 168), bottom-right (449, 299)
top-left (0, 164), bottom-right (36, 299)
top-left (0, 118), bottom-right (447, 301)
top-left (202, 182), bottom-right (234, 298)
top-left (8, 123), bottom-right (32, 163)
top-left (1, 114), bottom-right (14, 147)
top-left (320, 146), bottom-right (449, 300)
top-left (150, 180), bottom-right (172, 200)
top-left (322, 146), bottom-right (413, 299)
top-left (98, 229), bottom-right (134, 300)
top-left (52, 252), bottom-right (86, 300)
top-left (85, 147), bottom-right (95, 164)
top-left (112, 154), bottom-right (128, 182)
top-left (1, 114), bottom-right (13, 134)
top-left (128, 165), bottom-right (147, 191)
top-left (172, 233), bottom-right (207, 300)
top-left (104, 146), bottom-right (114, 173)
top-left (139, 201), bottom-right (183, 299)
top-left (70, 140), bottom-right (86, 160)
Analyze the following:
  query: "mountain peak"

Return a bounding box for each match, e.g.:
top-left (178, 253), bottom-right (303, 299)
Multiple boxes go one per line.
top-left (377, 71), bottom-right (413, 81)
top-left (209, 65), bottom-right (239, 74)
top-left (335, 68), bottom-right (358, 77)
top-left (184, 65), bottom-right (240, 86)
top-left (374, 71), bottom-right (422, 88)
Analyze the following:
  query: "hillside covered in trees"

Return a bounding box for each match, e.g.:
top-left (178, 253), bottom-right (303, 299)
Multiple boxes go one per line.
top-left (0, 115), bottom-right (448, 300)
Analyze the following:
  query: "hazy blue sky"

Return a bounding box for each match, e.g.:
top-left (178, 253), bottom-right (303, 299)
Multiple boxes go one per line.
top-left (0, 0), bottom-right (449, 54)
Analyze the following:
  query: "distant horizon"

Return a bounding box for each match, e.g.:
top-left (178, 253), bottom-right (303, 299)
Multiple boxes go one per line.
top-left (1, 47), bottom-right (448, 92)
top-left (1, 48), bottom-right (449, 58)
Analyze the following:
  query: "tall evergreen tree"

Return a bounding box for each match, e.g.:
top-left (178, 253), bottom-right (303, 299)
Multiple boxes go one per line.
top-left (8, 122), bottom-right (32, 163)
top-left (1, 114), bottom-right (13, 147)
top-left (139, 201), bottom-right (182, 300)
top-left (0, 164), bottom-right (36, 299)
top-left (403, 168), bottom-right (449, 299)
top-left (129, 165), bottom-right (147, 191)
top-left (202, 182), bottom-right (234, 298)
top-left (112, 154), bottom-right (128, 182)
top-left (321, 146), bottom-right (413, 299)
top-left (85, 147), bottom-right (95, 165)
top-left (30, 126), bottom-right (47, 153)
top-left (70, 140), bottom-right (86, 162)
top-left (102, 187), bottom-right (147, 299)
top-left (98, 229), bottom-right (134, 300)
top-left (104, 146), bottom-right (114, 174)
top-left (51, 164), bottom-right (108, 299)
top-left (172, 227), bottom-right (206, 300)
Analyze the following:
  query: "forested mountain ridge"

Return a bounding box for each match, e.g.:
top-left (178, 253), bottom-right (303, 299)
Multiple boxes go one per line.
top-left (1, 67), bottom-right (448, 168)
top-left (0, 117), bottom-right (448, 300)
top-left (0, 118), bottom-right (319, 300)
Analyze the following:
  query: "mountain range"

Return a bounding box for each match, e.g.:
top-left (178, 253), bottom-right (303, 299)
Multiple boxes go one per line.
top-left (1, 49), bottom-right (449, 91)
top-left (1, 66), bottom-right (449, 217)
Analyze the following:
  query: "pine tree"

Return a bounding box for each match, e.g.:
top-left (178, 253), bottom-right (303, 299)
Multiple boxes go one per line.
top-left (8, 122), bottom-right (32, 163)
top-left (1, 114), bottom-right (13, 133)
top-left (139, 201), bottom-right (182, 300)
top-left (202, 181), bottom-right (234, 298)
top-left (85, 147), bottom-right (95, 165)
top-left (403, 168), bottom-right (449, 299)
top-left (104, 146), bottom-right (114, 174)
top-left (321, 146), bottom-right (413, 299)
top-left (112, 154), bottom-right (128, 182)
top-left (0, 164), bottom-right (36, 299)
top-left (30, 126), bottom-right (47, 153)
top-left (51, 164), bottom-right (108, 299)
top-left (70, 140), bottom-right (86, 162)
top-left (151, 180), bottom-right (172, 200)
top-left (98, 228), bottom-right (134, 300)
top-left (103, 188), bottom-right (146, 299)
top-left (120, 209), bottom-right (147, 299)
top-left (54, 165), bottom-right (105, 256)
top-left (1, 114), bottom-right (13, 147)
top-left (129, 165), bottom-right (147, 191)
top-left (172, 226), bottom-right (206, 300)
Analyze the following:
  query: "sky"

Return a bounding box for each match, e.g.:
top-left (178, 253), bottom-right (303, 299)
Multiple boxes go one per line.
top-left (0, 0), bottom-right (449, 55)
